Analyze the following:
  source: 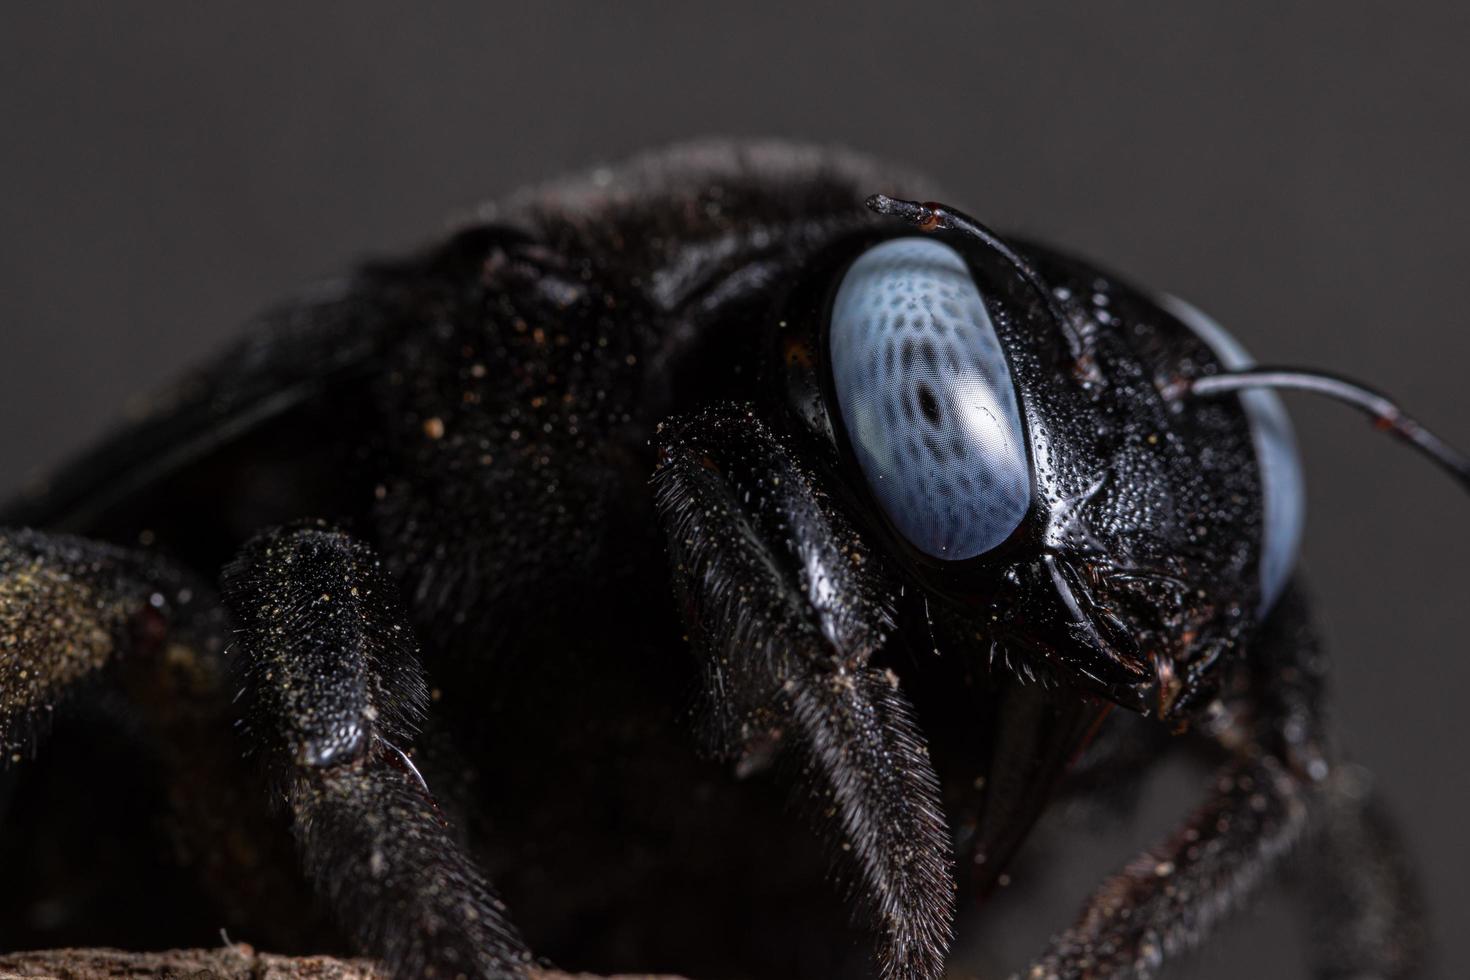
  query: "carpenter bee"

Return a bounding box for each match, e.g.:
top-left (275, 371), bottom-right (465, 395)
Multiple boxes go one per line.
top-left (1, 141), bottom-right (1462, 979)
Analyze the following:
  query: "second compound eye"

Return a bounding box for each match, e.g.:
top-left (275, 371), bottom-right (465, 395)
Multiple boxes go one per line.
top-left (829, 237), bottom-right (1031, 561)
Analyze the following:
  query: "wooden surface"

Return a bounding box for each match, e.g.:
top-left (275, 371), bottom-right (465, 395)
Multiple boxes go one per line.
top-left (0, 946), bottom-right (687, 980)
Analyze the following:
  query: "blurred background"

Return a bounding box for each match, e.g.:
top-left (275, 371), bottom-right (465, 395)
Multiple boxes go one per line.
top-left (1, 4), bottom-right (1466, 978)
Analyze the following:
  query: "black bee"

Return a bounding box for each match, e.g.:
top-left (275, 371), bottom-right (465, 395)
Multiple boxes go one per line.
top-left (1, 141), bottom-right (1460, 979)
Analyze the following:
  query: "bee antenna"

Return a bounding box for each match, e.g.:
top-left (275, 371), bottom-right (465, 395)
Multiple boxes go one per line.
top-left (1192, 367), bottom-right (1470, 493)
top-left (868, 193), bottom-right (1470, 493)
top-left (866, 193), bottom-right (1070, 330)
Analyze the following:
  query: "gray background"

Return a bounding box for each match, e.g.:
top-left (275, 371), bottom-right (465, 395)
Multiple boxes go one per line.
top-left (1, 4), bottom-right (1466, 977)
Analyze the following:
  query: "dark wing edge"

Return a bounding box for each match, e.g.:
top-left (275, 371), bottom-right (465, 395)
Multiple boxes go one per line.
top-left (1, 278), bottom-right (390, 533)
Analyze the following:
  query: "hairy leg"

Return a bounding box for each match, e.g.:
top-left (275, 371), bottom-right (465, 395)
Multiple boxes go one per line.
top-left (1024, 588), bottom-right (1422, 979)
top-left (0, 528), bottom-right (194, 761)
top-left (1298, 767), bottom-right (1425, 980)
top-left (654, 405), bottom-right (954, 980)
top-left (0, 526), bottom-right (339, 947)
top-left (223, 522), bottom-right (530, 979)
top-left (1026, 754), bottom-right (1310, 979)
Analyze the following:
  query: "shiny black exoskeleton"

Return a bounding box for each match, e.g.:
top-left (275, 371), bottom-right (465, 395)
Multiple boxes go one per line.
top-left (0, 142), bottom-right (1444, 979)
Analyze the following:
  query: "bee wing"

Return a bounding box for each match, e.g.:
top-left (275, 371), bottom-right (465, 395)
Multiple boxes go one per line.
top-left (1, 278), bottom-right (388, 554)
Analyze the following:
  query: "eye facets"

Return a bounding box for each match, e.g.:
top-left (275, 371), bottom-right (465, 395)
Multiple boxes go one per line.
top-left (829, 237), bottom-right (1031, 561)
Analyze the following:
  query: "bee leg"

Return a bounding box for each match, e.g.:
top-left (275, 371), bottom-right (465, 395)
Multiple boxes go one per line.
top-left (654, 404), bottom-right (955, 980)
top-left (1027, 752), bottom-right (1312, 979)
top-left (0, 527), bottom-right (200, 763)
top-left (0, 526), bottom-right (342, 946)
top-left (1299, 767), bottom-right (1425, 979)
top-left (1025, 592), bottom-right (1322, 979)
top-left (1025, 588), bottom-right (1422, 979)
top-left (222, 521), bottom-right (531, 980)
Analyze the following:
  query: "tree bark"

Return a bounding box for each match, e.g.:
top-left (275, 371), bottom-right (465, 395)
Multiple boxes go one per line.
top-left (0, 946), bottom-right (686, 980)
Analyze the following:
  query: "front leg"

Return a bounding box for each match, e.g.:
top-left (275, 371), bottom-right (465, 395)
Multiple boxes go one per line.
top-left (0, 528), bottom-right (195, 761)
top-left (1024, 588), bottom-right (1423, 979)
top-left (653, 404), bottom-right (955, 980)
top-left (223, 522), bottom-right (531, 979)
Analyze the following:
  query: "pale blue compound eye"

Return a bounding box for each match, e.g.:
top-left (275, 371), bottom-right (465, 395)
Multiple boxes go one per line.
top-left (1161, 295), bottom-right (1305, 615)
top-left (829, 237), bottom-right (1031, 560)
